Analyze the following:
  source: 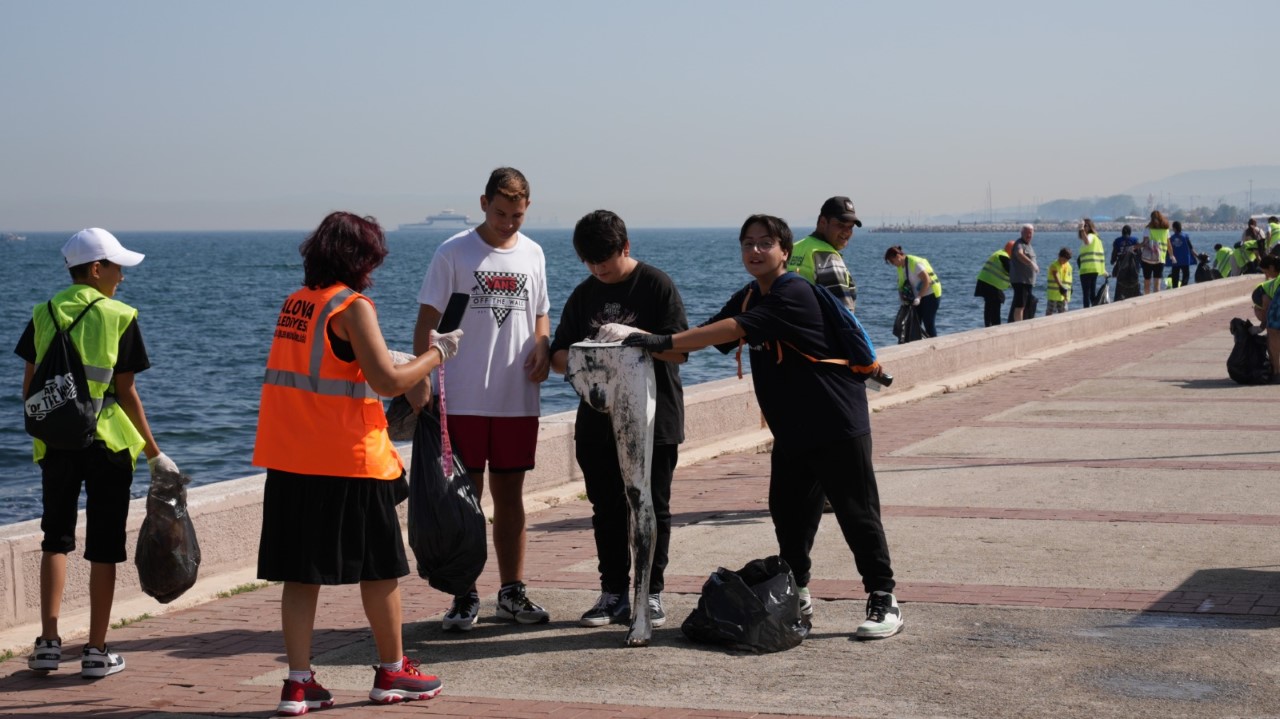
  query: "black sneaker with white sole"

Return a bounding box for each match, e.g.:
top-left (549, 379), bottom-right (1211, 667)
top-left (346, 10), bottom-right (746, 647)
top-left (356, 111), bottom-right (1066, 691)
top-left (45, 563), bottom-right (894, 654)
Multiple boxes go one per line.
top-left (579, 591), bottom-right (630, 627)
top-left (442, 592), bottom-right (480, 632)
top-left (647, 594), bottom-right (666, 628)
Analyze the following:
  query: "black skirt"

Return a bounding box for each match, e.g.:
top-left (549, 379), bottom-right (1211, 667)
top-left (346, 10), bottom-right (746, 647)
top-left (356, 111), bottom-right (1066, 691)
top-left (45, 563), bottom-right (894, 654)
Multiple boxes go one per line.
top-left (257, 469), bottom-right (409, 584)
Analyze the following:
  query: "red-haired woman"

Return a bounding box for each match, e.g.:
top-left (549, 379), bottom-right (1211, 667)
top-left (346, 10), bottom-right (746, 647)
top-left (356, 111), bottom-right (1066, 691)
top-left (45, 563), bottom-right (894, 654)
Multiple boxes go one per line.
top-left (253, 212), bottom-right (462, 715)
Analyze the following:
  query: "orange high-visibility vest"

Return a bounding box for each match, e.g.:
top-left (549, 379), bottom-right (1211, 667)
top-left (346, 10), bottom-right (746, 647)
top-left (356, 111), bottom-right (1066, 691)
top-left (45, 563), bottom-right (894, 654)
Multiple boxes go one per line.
top-left (252, 284), bottom-right (402, 480)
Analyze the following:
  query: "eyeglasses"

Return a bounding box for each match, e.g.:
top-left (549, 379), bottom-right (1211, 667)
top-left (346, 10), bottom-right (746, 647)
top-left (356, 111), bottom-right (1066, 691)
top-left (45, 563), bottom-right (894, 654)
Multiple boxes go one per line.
top-left (740, 239), bottom-right (778, 252)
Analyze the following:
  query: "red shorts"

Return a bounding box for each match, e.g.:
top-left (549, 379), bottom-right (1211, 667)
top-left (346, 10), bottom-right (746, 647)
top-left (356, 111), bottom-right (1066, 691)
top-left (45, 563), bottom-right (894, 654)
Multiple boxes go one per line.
top-left (446, 415), bottom-right (539, 474)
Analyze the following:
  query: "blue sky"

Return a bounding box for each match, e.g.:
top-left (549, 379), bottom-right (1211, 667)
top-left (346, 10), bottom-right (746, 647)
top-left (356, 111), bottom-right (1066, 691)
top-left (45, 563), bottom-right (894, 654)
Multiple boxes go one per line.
top-left (1, 1), bottom-right (1276, 230)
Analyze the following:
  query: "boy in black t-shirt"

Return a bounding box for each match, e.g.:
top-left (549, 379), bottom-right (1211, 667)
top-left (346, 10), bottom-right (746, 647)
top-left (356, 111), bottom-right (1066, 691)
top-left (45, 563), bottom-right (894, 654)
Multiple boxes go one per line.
top-left (624, 214), bottom-right (903, 640)
top-left (549, 210), bottom-right (688, 629)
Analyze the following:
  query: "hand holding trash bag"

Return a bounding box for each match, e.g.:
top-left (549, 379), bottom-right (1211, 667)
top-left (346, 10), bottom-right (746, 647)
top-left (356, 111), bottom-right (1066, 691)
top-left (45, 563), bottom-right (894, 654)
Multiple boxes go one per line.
top-left (622, 332), bottom-right (673, 352)
top-left (135, 459), bottom-right (201, 604)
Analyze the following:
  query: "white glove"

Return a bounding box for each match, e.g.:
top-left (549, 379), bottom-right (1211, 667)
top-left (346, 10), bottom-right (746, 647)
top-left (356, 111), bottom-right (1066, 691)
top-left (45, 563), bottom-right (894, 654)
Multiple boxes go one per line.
top-left (148, 452), bottom-right (179, 477)
top-left (595, 323), bottom-right (645, 342)
top-left (911, 297), bottom-right (921, 306)
top-left (430, 329), bottom-right (464, 362)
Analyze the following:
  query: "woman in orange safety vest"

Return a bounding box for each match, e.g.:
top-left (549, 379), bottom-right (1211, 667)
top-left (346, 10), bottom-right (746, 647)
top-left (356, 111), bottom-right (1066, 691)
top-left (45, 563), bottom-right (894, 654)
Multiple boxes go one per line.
top-left (253, 212), bottom-right (462, 714)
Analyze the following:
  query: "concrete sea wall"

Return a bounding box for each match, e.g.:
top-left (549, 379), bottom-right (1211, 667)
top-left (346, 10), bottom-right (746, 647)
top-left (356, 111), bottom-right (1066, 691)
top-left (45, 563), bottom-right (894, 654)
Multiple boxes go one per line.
top-left (0, 276), bottom-right (1252, 641)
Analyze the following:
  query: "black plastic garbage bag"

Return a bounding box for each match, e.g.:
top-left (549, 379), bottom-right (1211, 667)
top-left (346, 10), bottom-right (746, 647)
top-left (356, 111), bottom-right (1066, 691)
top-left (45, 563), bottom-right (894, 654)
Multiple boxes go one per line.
top-left (893, 303), bottom-right (926, 344)
top-left (408, 405), bottom-right (486, 596)
top-left (1227, 317), bottom-right (1272, 385)
top-left (681, 556), bottom-right (808, 653)
top-left (135, 466), bottom-right (201, 604)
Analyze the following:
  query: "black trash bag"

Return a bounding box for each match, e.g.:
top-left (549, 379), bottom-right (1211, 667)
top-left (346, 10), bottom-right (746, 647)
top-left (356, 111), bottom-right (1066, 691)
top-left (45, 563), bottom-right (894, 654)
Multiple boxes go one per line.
top-left (681, 556), bottom-right (808, 653)
top-left (893, 303), bottom-right (926, 344)
top-left (385, 395), bottom-right (415, 442)
top-left (1114, 249), bottom-right (1142, 301)
top-left (408, 404), bottom-right (486, 596)
top-left (1093, 275), bottom-right (1111, 306)
top-left (135, 466), bottom-right (201, 604)
top-left (1227, 318), bottom-right (1272, 385)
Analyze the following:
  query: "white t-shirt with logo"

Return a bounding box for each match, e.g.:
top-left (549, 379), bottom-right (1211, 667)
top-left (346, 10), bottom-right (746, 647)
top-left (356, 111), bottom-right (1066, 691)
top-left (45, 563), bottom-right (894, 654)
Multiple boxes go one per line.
top-left (417, 228), bottom-right (550, 417)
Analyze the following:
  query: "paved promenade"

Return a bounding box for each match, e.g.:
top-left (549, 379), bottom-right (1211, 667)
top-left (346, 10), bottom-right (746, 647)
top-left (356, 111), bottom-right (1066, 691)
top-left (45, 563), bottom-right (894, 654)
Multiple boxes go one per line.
top-left (3, 296), bottom-right (1278, 718)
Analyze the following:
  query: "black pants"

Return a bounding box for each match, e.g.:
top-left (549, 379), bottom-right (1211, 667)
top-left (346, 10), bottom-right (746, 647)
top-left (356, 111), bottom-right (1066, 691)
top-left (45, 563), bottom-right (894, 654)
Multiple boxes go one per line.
top-left (974, 281), bottom-right (1004, 327)
top-left (769, 434), bottom-right (894, 594)
top-left (917, 293), bottom-right (940, 337)
top-left (1080, 273), bottom-right (1098, 308)
top-left (1170, 265), bottom-right (1190, 288)
top-left (577, 434), bottom-right (677, 595)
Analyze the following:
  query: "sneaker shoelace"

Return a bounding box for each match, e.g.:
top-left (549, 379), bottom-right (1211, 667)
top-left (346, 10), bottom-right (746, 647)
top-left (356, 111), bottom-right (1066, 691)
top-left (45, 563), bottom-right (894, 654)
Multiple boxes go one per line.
top-left (448, 595), bottom-right (478, 616)
top-left (504, 584), bottom-right (536, 610)
top-left (592, 592), bottom-right (621, 611)
top-left (400, 657), bottom-right (423, 677)
top-left (866, 594), bottom-right (890, 622)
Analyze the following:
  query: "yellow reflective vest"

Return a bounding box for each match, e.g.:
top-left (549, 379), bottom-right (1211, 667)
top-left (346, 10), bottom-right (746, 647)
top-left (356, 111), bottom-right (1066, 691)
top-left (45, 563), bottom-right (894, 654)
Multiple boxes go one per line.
top-left (1078, 233), bottom-right (1105, 275)
top-left (1047, 260), bottom-right (1073, 302)
top-left (29, 285), bottom-right (146, 466)
top-left (976, 250), bottom-right (1010, 291)
top-left (897, 255), bottom-right (942, 298)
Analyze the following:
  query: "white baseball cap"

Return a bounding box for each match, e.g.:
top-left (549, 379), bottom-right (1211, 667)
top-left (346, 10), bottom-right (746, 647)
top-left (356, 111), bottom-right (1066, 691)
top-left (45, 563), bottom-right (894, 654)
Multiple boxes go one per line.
top-left (62, 228), bottom-right (145, 268)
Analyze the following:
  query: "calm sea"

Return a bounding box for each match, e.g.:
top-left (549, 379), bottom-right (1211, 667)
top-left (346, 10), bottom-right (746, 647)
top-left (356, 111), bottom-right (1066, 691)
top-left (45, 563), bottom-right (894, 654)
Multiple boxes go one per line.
top-left (0, 226), bottom-right (1244, 525)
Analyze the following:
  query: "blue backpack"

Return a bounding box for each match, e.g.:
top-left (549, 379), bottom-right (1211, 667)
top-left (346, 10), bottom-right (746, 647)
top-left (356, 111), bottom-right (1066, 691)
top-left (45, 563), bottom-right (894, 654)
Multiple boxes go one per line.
top-left (734, 272), bottom-right (878, 378)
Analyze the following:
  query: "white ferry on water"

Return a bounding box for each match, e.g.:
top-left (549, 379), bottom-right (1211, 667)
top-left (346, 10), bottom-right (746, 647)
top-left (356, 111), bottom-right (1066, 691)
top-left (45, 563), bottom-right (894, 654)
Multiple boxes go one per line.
top-left (398, 210), bottom-right (477, 230)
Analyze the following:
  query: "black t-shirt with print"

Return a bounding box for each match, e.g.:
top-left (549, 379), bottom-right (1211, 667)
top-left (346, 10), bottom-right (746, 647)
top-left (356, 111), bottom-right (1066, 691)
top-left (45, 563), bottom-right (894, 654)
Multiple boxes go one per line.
top-left (551, 262), bottom-right (688, 446)
top-left (705, 273), bottom-right (869, 449)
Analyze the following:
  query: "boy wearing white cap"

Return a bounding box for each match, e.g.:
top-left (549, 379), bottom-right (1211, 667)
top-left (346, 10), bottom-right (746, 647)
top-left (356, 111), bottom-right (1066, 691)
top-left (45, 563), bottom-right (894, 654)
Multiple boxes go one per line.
top-left (14, 228), bottom-right (177, 679)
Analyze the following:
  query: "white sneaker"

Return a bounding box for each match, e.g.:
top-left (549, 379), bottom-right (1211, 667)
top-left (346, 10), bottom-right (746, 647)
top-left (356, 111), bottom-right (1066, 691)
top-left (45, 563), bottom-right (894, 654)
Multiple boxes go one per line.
top-left (495, 582), bottom-right (550, 624)
top-left (442, 592), bottom-right (480, 632)
top-left (797, 587), bottom-right (814, 617)
top-left (81, 645), bottom-right (125, 678)
top-left (28, 637), bottom-right (61, 671)
top-left (855, 591), bottom-right (903, 640)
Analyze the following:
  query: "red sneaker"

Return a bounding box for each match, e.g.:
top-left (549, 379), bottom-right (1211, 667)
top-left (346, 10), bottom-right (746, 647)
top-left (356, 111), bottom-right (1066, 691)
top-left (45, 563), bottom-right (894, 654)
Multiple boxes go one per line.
top-left (368, 656), bottom-right (442, 704)
top-left (277, 672), bottom-right (334, 716)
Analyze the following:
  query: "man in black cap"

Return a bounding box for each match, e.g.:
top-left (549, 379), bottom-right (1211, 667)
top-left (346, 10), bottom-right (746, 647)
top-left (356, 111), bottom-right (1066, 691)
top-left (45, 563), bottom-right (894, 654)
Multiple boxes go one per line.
top-left (787, 196), bottom-right (862, 314)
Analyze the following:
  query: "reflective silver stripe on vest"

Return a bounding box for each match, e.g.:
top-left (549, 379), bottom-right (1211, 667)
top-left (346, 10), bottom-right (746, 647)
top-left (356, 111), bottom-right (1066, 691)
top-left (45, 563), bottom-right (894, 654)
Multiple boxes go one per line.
top-left (262, 368), bottom-right (379, 399)
top-left (262, 288), bottom-right (377, 399)
top-left (84, 364), bottom-right (114, 385)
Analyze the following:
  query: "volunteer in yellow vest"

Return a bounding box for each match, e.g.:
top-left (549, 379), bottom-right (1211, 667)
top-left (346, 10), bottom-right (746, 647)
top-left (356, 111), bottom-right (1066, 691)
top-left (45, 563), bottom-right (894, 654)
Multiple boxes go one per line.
top-left (1142, 210), bottom-right (1171, 295)
top-left (974, 244), bottom-right (1011, 327)
top-left (1046, 246), bottom-right (1074, 315)
top-left (884, 245), bottom-right (942, 337)
top-left (253, 212), bottom-right (462, 713)
top-left (1076, 218), bottom-right (1105, 308)
top-left (1267, 216), bottom-right (1280, 256)
top-left (787, 196), bottom-right (861, 313)
top-left (1213, 243), bottom-right (1233, 279)
top-left (17, 228), bottom-right (173, 679)
top-left (1228, 240), bottom-right (1258, 277)
top-left (1255, 254), bottom-right (1280, 377)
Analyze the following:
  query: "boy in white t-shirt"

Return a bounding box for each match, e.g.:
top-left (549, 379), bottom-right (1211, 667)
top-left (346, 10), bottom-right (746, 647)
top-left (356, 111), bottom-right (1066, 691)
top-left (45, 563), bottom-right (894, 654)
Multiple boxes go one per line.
top-left (413, 167), bottom-right (552, 632)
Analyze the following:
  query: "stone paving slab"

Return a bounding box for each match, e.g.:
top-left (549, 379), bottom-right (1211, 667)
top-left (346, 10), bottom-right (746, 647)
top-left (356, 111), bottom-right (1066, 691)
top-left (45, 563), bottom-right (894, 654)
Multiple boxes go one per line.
top-left (892, 427), bottom-right (1280, 463)
top-left (876, 464), bottom-right (1280, 514)
top-left (983, 399), bottom-right (1278, 427)
top-left (1056, 377), bottom-right (1263, 399)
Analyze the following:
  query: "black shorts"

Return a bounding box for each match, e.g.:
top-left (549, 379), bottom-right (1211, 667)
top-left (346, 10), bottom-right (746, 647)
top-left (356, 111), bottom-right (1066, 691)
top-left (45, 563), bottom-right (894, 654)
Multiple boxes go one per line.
top-left (39, 443), bottom-right (135, 563)
top-left (258, 469), bottom-right (409, 584)
top-left (1142, 262), bottom-right (1165, 279)
top-left (1011, 283), bottom-right (1034, 307)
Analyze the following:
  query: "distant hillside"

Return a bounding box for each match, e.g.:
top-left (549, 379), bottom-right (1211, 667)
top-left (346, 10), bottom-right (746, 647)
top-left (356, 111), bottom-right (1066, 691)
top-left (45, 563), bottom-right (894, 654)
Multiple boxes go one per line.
top-left (1125, 165), bottom-right (1280, 208)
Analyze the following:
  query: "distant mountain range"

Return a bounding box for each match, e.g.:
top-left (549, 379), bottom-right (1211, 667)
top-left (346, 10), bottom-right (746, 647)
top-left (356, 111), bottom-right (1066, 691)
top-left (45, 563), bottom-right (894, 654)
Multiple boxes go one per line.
top-left (932, 165), bottom-right (1280, 225)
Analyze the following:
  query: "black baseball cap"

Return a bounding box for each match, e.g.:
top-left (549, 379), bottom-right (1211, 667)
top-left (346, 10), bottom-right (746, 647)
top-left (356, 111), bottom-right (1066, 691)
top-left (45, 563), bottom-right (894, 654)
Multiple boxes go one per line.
top-left (820, 196), bottom-right (862, 226)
